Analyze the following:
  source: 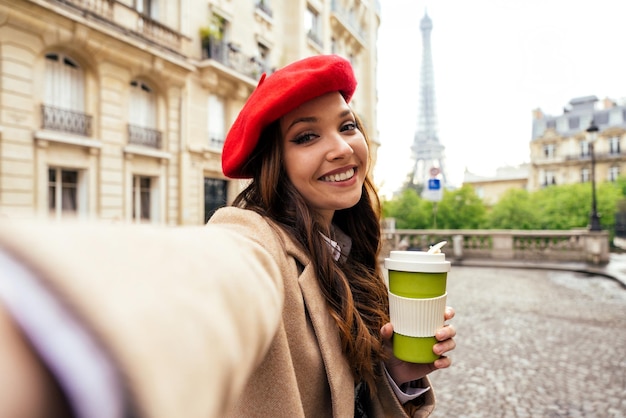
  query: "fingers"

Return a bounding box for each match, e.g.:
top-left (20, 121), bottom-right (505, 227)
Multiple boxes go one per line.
top-left (433, 355), bottom-right (452, 369)
top-left (444, 306), bottom-right (455, 321)
top-left (434, 332), bottom-right (456, 353)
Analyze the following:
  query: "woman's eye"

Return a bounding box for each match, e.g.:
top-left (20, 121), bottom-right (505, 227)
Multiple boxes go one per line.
top-left (292, 133), bottom-right (316, 144)
top-left (341, 122), bottom-right (357, 132)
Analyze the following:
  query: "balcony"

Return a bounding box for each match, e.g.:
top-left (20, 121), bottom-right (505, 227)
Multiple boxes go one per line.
top-left (128, 124), bottom-right (162, 149)
top-left (41, 104), bottom-right (92, 137)
top-left (46, 0), bottom-right (184, 55)
top-left (330, 0), bottom-right (367, 47)
top-left (564, 151), bottom-right (622, 162)
top-left (201, 38), bottom-right (266, 81)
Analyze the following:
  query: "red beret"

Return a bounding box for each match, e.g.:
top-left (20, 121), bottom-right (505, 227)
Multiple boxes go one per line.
top-left (222, 54), bottom-right (357, 178)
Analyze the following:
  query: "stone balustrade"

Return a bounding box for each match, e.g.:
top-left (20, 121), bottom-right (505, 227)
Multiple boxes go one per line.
top-left (49, 0), bottom-right (185, 54)
top-left (381, 228), bottom-right (610, 265)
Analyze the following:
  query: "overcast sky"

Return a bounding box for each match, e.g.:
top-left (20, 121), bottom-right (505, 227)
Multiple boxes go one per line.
top-left (374, 0), bottom-right (626, 197)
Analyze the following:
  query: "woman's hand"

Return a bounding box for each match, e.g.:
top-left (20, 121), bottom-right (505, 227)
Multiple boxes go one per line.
top-left (381, 306), bottom-right (456, 386)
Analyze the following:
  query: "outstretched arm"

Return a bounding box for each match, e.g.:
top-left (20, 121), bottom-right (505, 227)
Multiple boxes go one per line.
top-left (0, 219), bottom-right (285, 418)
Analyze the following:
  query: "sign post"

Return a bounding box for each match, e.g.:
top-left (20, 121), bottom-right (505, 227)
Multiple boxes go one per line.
top-left (422, 167), bottom-right (443, 228)
top-left (421, 168), bottom-right (443, 203)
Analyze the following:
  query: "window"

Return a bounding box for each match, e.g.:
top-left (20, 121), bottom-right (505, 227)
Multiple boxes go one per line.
top-left (129, 80), bottom-right (156, 129)
top-left (256, 43), bottom-right (270, 73)
top-left (543, 144), bottom-right (556, 159)
top-left (581, 167), bottom-right (590, 183)
top-left (45, 53), bottom-right (84, 111)
top-left (580, 141), bottom-right (590, 157)
top-left (568, 116), bottom-right (579, 130)
top-left (609, 136), bottom-right (621, 155)
top-left (305, 5), bottom-right (321, 45)
top-left (207, 94), bottom-right (225, 149)
top-left (132, 176), bottom-right (152, 222)
top-left (128, 80), bottom-right (161, 148)
top-left (543, 171), bottom-right (556, 186)
top-left (204, 177), bottom-right (228, 222)
top-left (49, 168), bottom-right (83, 218)
top-left (43, 53), bottom-right (91, 136)
top-left (256, 0), bottom-right (273, 17)
top-left (610, 166), bottom-right (620, 182)
top-left (135, 0), bottom-right (158, 19)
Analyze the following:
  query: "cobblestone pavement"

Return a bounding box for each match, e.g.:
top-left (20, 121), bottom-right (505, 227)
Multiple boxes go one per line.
top-left (427, 266), bottom-right (626, 418)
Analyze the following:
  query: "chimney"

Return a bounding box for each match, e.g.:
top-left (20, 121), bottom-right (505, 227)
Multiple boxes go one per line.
top-left (603, 97), bottom-right (616, 109)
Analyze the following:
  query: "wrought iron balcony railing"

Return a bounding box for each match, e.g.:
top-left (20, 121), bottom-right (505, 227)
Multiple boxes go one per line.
top-left (128, 124), bottom-right (162, 149)
top-left (208, 135), bottom-right (225, 150)
top-left (41, 104), bottom-right (92, 137)
top-left (202, 38), bottom-right (267, 80)
top-left (564, 151), bottom-right (622, 161)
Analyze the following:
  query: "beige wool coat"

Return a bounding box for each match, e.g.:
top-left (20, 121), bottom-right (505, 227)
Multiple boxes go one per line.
top-left (0, 207), bottom-right (436, 418)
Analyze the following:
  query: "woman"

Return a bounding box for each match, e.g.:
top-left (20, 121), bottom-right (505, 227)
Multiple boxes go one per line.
top-left (0, 55), bottom-right (454, 418)
top-left (210, 54), bottom-right (456, 417)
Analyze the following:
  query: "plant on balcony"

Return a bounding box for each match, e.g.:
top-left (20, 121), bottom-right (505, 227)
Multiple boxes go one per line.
top-left (199, 15), bottom-right (225, 53)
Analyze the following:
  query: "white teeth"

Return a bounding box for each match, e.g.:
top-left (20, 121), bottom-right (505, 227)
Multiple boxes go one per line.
top-left (322, 168), bottom-right (355, 182)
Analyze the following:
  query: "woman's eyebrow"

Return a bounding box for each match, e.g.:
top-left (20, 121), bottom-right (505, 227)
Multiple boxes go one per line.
top-left (286, 109), bottom-right (353, 131)
top-left (286, 116), bottom-right (317, 131)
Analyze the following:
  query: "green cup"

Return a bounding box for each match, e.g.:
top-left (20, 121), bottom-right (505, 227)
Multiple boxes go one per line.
top-left (385, 250), bottom-right (450, 363)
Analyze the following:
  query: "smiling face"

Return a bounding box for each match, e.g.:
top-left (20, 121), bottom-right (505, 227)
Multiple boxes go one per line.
top-left (279, 91), bottom-right (369, 225)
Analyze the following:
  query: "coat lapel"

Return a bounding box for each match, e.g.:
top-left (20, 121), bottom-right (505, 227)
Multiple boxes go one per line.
top-left (297, 264), bottom-right (354, 418)
top-left (275, 225), bottom-right (355, 417)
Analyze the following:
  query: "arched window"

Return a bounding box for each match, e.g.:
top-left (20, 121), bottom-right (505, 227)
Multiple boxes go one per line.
top-left (44, 53), bottom-right (84, 111)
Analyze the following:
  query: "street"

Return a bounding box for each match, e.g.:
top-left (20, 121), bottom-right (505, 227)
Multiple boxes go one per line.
top-left (427, 266), bottom-right (626, 418)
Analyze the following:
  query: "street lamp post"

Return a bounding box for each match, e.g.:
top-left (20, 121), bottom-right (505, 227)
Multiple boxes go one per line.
top-left (586, 120), bottom-right (602, 231)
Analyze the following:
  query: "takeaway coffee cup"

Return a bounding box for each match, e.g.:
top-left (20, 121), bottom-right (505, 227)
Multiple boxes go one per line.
top-left (384, 246), bottom-right (450, 363)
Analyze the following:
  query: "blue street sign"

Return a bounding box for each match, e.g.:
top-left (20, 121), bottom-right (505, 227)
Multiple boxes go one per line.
top-left (428, 178), bottom-right (441, 190)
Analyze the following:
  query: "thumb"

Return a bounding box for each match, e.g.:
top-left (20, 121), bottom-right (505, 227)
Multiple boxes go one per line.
top-left (380, 323), bottom-right (394, 340)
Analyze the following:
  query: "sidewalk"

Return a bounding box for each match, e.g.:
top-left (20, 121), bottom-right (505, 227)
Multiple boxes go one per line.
top-left (452, 253), bottom-right (626, 289)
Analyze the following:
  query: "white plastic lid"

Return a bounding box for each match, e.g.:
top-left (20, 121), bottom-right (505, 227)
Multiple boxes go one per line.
top-left (384, 250), bottom-right (451, 273)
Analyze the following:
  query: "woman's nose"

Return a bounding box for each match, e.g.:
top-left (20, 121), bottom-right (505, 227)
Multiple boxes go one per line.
top-left (326, 134), bottom-right (354, 160)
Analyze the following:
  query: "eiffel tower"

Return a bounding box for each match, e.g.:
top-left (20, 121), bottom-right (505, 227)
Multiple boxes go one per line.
top-left (410, 10), bottom-right (447, 188)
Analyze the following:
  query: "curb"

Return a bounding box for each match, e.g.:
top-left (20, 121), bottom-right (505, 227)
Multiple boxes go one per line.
top-left (451, 258), bottom-right (626, 290)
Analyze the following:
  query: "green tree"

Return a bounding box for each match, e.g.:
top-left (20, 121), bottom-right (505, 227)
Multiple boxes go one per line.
top-left (488, 188), bottom-right (539, 229)
top-left (532, 183), bottom-right (591, 229)
top-left (381, 189), bottom-right (431, 229)
top-left (381, 177), bottom-right (626, 235)
top-left (435, 185), bottom-right (487, 229)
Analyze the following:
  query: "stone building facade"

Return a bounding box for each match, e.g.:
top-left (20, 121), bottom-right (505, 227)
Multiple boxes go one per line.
top-left (529, 95), bottom-right (626, 192)
top-left (464, 95), bottom-right (626, 205)
top-left (0, 0), bottom-right (380, 224)
top-left (462, 164), bottom-right (529, 206)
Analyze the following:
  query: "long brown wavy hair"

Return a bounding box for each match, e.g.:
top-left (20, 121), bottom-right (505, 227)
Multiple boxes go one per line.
top-left (232, 113), bottom-right (390, 395)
